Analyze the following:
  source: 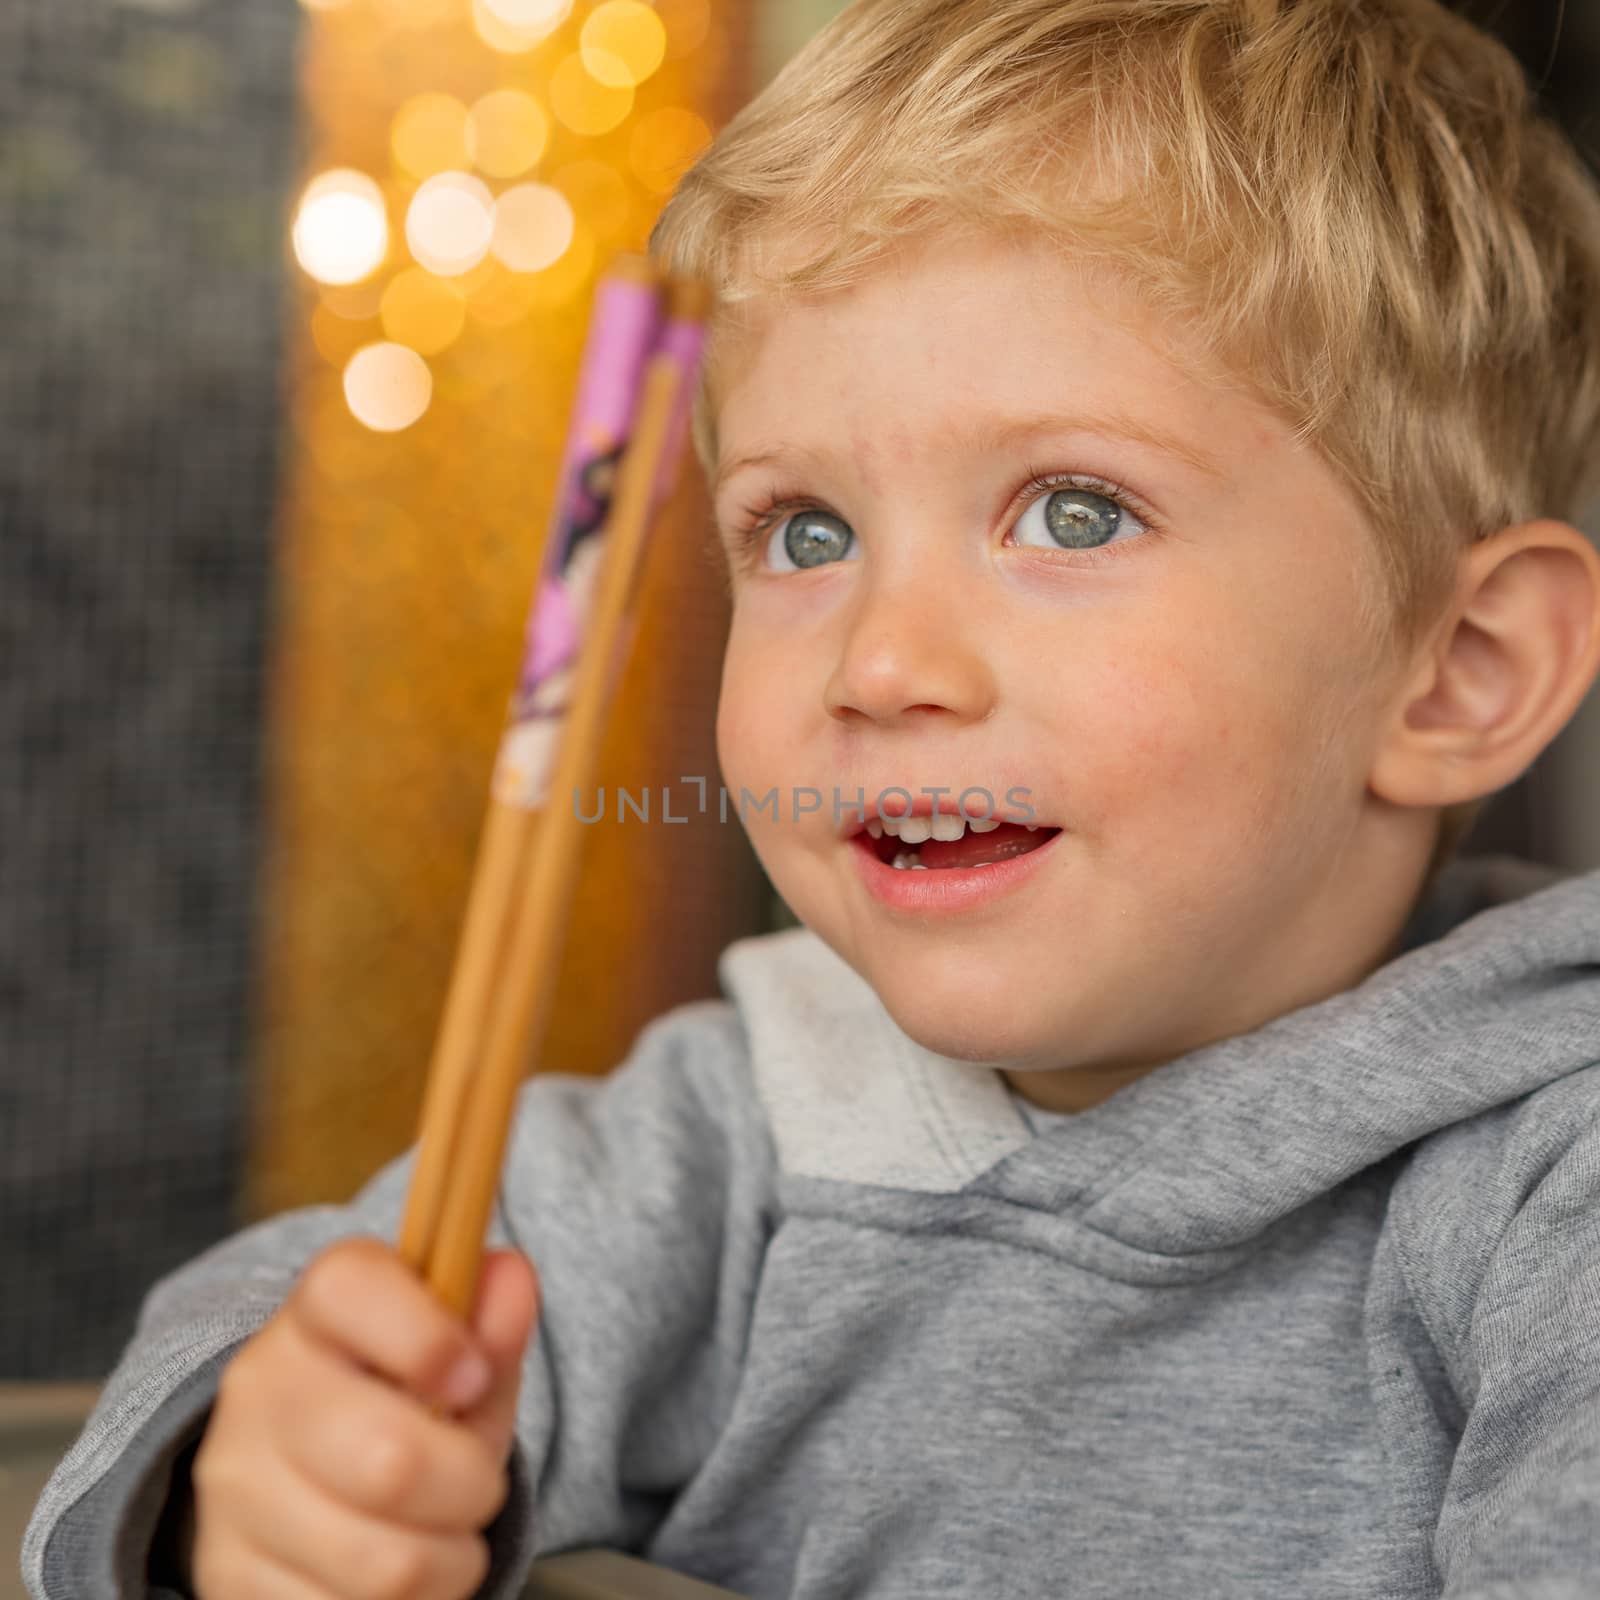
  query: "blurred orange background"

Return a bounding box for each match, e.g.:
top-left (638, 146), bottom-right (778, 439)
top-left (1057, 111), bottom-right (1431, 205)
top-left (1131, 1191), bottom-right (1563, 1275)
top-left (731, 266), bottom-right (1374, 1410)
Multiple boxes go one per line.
top-left (248, 0), bottom-right (780, 1214)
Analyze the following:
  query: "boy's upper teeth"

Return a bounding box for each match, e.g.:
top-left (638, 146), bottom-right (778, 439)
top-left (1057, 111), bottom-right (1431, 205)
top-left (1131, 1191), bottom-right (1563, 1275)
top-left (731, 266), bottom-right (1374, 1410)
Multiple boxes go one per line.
top-left (875, 813), bottom-right (1006, 842)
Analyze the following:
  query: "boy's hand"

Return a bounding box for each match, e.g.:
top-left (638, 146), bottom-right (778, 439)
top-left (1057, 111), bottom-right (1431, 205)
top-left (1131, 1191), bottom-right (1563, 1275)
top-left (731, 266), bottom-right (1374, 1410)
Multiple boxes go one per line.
top-left (187, 1239), bottom-right (539, 1600)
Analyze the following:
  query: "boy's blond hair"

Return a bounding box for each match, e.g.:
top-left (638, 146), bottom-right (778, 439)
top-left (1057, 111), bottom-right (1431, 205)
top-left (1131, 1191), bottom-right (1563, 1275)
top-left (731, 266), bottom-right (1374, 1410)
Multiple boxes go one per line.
top-left (649, 0), bottom-right (1600, 881)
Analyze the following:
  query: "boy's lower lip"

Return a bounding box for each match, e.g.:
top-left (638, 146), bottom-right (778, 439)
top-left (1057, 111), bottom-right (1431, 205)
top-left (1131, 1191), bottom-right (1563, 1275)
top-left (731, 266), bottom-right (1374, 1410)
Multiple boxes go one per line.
top-left (847, 828), bottom-right (1060, 914)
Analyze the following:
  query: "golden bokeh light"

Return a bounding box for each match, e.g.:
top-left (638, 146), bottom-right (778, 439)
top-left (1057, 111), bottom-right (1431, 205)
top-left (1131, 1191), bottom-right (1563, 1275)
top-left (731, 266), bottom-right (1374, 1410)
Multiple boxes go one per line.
top-left (466, 88), bottom-right (550, 179)
top-left (380, 267), bottom-right (467, 355)
top-left (548, 158), bottom-right (633, 240)
top-left (392, 92), bottom-right (472, 181)
top-left (549, 51), bottom-right (635, 137)
top-left (292, 168), bottom-right (388, 286)
top-left (655, 0), bottom-right (711, 60)
top-left (297, 0), bottom-right (354, 11)
top-left (627, 106), bottom-right (711, 195)
top-left (579, 2), bottom-right (667, 90)
top-left (471, 0), bottom-right (572, 53)
top-left (405, 170), bottom-right (495, 276)
top-left (491, 182), bottom-right (575, 272)
top-left (343, 342), bottom-right (433, 431)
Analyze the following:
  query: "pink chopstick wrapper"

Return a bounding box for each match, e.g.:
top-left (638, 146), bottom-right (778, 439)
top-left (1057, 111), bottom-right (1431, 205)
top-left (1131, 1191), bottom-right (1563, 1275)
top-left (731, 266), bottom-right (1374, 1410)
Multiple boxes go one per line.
top-left (601, 308), bottom-right (708, 705)
top-left (491, 262), bottom-right (709, 811)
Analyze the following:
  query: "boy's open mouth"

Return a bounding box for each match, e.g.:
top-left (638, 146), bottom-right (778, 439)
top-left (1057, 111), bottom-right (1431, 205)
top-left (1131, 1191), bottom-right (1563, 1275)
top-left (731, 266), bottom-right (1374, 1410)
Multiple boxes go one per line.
top-left (860, 819), bottom-right (1061, 871)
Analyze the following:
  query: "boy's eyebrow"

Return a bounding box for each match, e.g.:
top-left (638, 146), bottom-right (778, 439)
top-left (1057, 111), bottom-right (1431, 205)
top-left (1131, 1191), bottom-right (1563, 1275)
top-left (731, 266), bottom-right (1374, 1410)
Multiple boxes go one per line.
top-left (981, 411), bottom-right (1229, 485)
top-left (713, 408), bottom-right (1229, 499)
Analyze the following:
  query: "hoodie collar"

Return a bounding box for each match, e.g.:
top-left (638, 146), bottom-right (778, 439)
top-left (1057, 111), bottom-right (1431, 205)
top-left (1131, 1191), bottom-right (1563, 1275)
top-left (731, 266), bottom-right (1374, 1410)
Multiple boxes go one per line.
top-left (720, 856), bottom-right (1600, 1253)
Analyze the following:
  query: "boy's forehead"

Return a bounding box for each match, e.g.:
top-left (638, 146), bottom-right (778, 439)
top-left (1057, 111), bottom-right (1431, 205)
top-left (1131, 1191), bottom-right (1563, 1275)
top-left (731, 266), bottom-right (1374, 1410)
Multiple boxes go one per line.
top-left (711, 229), bottom-right (1225, 386)
top-left (705, 236), bottom-right (1254, 466)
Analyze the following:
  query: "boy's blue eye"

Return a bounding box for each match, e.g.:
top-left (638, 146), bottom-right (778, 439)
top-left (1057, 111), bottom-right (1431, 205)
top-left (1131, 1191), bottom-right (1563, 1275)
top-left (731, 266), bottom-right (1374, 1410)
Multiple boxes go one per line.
top-left (1013, 487), bottom-right (1143, 551)
top-left (768, 508), bottom-right (857, 571)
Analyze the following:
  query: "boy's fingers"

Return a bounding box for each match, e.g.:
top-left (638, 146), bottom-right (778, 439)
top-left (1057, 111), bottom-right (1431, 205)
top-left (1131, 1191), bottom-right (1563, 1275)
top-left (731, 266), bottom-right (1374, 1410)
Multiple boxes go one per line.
top-left (472, 1250), bottom-right (540, 1364)
top-left (195, 1548), bottom-right (330, 1600)
top-left (226, 1447), bottom-right (490, 1600)
top-left (289, 1238), bottom-right (493, 1412)
top-left (460, 1250), bottom-right (539, 1459)
top-left (270, 1333), bottom-right (509, 1531)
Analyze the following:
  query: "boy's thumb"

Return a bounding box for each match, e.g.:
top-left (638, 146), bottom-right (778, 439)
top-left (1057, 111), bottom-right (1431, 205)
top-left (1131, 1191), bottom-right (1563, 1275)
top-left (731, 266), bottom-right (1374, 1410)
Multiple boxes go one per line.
top-left (461, 1248), bottom-right (540, 1460)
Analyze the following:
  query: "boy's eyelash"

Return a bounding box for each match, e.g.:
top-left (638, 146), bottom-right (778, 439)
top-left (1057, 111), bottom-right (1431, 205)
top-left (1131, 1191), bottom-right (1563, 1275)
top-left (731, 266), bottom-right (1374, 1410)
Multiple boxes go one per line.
top-left (723, 466), bottom-right (1158, 570)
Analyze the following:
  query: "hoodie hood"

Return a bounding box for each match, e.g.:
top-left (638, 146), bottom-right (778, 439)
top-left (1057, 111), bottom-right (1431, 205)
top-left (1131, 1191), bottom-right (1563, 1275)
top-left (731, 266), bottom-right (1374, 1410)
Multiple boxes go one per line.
top-left (719, 853), bottom-right (1600, 1258)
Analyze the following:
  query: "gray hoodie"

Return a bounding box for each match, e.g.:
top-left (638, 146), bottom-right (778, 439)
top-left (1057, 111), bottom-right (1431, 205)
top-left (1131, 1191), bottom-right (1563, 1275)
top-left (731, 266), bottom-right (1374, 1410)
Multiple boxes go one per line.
top-left (23, 852), bottom-right (1600, 1599)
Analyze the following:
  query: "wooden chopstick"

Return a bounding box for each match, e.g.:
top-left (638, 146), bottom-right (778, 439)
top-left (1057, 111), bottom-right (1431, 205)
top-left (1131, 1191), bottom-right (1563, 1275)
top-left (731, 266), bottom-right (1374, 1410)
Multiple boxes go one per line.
top-left (403, 274), bottom-right (710, 1318)
top-left (397, 795), bottom-right (528, 1275)
top-left (398, 258), bottom-right (669, 1282)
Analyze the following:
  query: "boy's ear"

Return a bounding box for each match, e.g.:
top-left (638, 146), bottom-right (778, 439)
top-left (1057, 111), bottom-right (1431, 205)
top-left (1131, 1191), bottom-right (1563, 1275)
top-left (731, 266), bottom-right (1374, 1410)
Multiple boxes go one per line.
top-left (1368, 519), bottom-right (1600, 811)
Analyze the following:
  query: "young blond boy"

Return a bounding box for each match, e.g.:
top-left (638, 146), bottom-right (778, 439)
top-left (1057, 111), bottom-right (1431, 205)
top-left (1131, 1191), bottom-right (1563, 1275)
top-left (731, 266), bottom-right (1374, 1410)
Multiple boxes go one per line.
top-left (26, 0), bottom-right (1600, 1595)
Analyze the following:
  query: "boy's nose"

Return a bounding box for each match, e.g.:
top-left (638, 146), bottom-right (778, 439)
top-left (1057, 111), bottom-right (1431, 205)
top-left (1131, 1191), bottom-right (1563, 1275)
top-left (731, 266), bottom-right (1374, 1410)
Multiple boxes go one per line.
top-left (822, 573), bottom-right (998, 730)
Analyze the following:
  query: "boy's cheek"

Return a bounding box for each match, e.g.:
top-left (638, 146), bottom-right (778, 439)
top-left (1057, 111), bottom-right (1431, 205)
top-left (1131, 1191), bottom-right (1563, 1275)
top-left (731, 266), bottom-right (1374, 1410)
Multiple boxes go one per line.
top-left (1050, 671), bottom-right (1320, 885)
top-left (713, 689), bottom-right (764, 795)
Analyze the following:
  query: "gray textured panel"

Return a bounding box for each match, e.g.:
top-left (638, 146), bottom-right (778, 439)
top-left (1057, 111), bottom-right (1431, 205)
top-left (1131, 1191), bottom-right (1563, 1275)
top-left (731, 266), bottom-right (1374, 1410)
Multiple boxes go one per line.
top-left (0, 0), bottom-right (301, 1377)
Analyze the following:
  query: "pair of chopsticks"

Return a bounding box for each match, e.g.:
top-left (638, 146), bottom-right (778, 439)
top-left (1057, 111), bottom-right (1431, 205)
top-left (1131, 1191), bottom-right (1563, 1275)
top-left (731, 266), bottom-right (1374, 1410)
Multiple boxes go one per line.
top-left (399, 255), bottom-right (713, 1319)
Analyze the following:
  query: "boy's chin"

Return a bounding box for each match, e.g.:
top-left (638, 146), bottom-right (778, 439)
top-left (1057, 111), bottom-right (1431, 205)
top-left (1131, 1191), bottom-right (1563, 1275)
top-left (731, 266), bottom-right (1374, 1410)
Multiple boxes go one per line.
top-left (800, 907), bottom-right (1074, 1067)
top-left (868, 972), bottom-right (1053, 1072)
